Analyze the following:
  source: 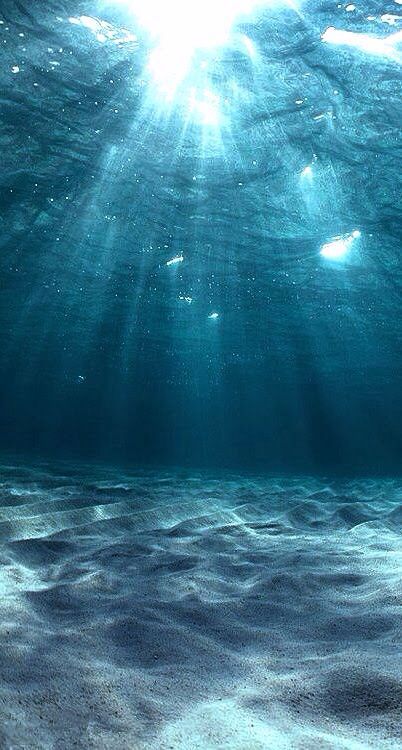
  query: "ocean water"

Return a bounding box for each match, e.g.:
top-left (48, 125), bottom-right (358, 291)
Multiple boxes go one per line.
top-left (0, 1), bottom-right (401, 748)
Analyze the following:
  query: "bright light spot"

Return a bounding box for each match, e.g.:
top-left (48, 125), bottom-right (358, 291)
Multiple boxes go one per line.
top-left (147, 43), bottom-right (189, 97)
top-left (11, 65), bottom-right (20, 73)
top-left (240, 34), bottom-right (257, 58)
top-left (117, 0), bottom-right (266, 51)
top-left (208, 312), bottom-right (220, 319)
top-left (313, 112), bottom-right (331, 121)
top-left (68, 15), bottom-right (136, 44)
top-left (301, 165), bottom-right (313, 178)
top-left (113, 0), bottom-right (289, 97)
top-left (189, 88), bottom-right (221, 125)
top-left (301, 155), bottom-right (317, 178)
top-left (381, 13), bottom-right (401, 24)
top-left (345, 4), bottom-right (356, 11)
top-left (322, 26), bottom-right (402, 61)
top-left (320, 230), bottom-right (361, 260)
top-left (178, 294), bottom-right (193, 304)
top-left (166, 254), bottom-right (184, 266)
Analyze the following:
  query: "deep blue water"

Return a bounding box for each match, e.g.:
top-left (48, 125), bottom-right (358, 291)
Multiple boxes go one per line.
top-left (0, 0), bottom-right (401, 473)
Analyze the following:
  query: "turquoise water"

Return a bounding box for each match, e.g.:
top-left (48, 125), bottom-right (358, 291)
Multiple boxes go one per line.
top-left (0, 0), bottom-right (401, 473)
top-left (0, 2), bottom-right (401, 748)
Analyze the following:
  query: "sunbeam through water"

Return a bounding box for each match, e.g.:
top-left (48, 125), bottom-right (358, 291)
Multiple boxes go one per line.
top-left (0, 0), bottom-right (401, 747)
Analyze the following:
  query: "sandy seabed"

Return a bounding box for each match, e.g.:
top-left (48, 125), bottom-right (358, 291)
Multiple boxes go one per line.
top-left (0, 463), bottom-right (401, 749)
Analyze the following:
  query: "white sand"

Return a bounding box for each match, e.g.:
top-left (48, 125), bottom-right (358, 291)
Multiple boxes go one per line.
top-left (0, 464), bottom-right (401, 749)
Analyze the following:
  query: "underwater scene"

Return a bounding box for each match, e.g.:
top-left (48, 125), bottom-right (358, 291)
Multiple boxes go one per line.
top-left (0, 0), bottom-right (401, 747)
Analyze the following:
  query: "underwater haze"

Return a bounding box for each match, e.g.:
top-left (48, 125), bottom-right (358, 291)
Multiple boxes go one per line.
top-left (0, 0), bottom-right (401, 472)
top-left (0, 1), bottom-right (401, 749)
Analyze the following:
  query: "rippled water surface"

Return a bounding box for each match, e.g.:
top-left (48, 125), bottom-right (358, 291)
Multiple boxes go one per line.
top-left (0, 0), bottom-right (401, 470)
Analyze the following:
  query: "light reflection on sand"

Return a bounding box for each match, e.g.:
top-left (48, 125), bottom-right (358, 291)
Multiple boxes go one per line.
top-left (0, 462), bottom-right (400, 748)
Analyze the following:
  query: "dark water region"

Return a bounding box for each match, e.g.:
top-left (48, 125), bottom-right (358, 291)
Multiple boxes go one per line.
top-left (0, 0), bottom-right (401, 474)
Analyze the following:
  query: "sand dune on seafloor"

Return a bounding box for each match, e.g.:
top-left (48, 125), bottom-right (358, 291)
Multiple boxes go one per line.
top-left (0, 466), bottom-right (401, 749)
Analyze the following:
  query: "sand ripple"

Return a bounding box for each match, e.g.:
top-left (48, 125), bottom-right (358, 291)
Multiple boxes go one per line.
top-left (0, 463), bottom-right (400, 748)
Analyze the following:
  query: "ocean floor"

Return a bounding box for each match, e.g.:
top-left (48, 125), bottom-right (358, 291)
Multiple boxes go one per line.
top-left (0, 462), bottom-right (401, 749)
